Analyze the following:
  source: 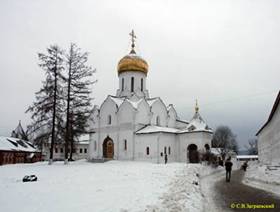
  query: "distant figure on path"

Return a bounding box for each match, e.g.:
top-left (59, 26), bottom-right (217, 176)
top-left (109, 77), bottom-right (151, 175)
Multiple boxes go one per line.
top-left (225, 157), bottom-right (233, 182)
top-left (164, 154), bottom-right (168, 164)
top-left (218, 157), bottom-right (224, 166)
top-left (242, 161), bottom-right (248, 171)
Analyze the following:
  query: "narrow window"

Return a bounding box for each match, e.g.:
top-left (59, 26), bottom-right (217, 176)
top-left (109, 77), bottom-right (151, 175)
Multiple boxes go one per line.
top-left (156, 116), bottom-right (160, 126)
top-left (60, 148), bottom-right (63, 153)
top-left (94, 141), bottom-right (97, 151)
top-left (164, 146), bottom-right (167, 154)
top-left (168, 147), bottom-right (171, 155)
top-left (146, 147), bottom-right (150, 155)
top-left (131, 77), bottom-right (134, 92)
top-left (121, 78), bottom-right (124, 91)
top-left (84, 148), bottom-right (87, 154)
top-left (108, 115), bottom-right (112, 125)
top-left (141, 78), bottom-right (143, 91)
top-left (55, 148), bottom-right (58, 153)
top-left (80, 148), bottom-right (83, 153)
top-left (124, 140), bottom-right (127, 151)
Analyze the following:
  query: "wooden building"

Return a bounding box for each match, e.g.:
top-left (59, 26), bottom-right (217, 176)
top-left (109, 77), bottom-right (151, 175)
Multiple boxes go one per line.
top-left (0, 136), bottom-right (41, 165)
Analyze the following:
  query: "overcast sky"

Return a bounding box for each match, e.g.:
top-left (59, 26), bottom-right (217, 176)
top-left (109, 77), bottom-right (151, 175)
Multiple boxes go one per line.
top-left (0, 0), bottom-right (279, 149)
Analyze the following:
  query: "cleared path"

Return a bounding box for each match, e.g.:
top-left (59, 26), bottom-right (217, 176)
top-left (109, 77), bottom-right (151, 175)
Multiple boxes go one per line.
top-left (213, 170), bottom-right (280, 211)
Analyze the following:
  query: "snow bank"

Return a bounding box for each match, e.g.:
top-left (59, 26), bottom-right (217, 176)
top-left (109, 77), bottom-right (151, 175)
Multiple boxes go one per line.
top-left (0, 160), bottom-right (193, 212)
top-left (144, 164), bottom-right (204, 212)
top-left (243, 161), bottom-right (280, 196)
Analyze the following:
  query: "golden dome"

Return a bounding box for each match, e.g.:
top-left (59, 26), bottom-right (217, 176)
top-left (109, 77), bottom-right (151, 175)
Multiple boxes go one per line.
top-left (117, 50), bottom-right (149, 75)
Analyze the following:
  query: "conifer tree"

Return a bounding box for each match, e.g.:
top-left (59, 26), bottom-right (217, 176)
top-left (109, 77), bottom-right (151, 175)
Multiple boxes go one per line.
top-left (26, 45), bottom-right (65, 164)
top-left (64, 43), bottom-right (95, 162)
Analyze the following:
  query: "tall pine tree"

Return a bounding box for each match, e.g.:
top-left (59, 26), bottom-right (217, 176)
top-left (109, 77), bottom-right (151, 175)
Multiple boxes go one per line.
top-left (27, 45), bottom-right (65, 164)
top-left (65, 43), bottom-right (95, 162)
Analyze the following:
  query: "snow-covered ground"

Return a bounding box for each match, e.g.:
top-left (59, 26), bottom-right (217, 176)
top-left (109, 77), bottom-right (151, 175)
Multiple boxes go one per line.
top-left (243, 161), bottom-right (280, 196)
top-left (0, 160), bottom-right (204, 212)
top-left (200, 165), bottom-right (225, 212)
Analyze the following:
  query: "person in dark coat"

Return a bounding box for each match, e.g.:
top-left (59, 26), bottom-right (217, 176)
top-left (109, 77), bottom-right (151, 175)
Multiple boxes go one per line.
top-left (242, 161), bottom-right (248, 171)
top-left (164, 153), bottom-right (168, 164)
top-left (218, 157), bottom-right (224, 166)
top-left (225, 157), bottom-right (233, 182)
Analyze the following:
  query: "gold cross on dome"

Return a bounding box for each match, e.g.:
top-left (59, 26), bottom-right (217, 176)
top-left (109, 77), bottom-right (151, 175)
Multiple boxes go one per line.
top-left (129, 30), bottom-right (137, 50)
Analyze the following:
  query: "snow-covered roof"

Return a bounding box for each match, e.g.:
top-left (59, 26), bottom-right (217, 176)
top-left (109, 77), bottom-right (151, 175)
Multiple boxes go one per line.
top-left (256, 90), bottom-right (280, 136)
top-left (210, 148), bottom-right (222, 155)
top-left (179, 110), bottom-right (212, 133)
top-left (78, 134), bottom-right (90, 142)
top-left (146, 97), bottom-right (160, 106)
top-left (236, 155), bottom-right (258, 159)
top-left (136, 125), bottom-right (180, 134)
top-left (127, 98), bottom-right (143, 109)
top-left (109, 96), bottom-right (125, 107)
top-left (0, 136), bottom-right (40, 152)
top-left (176, 119), bottom-right (189, 124)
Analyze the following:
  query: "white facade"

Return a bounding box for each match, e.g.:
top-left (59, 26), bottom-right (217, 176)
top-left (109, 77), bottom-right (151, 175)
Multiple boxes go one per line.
top-left (42, 135), bottom-right (89, 161)
top-left (88, 42), bottom-right (213, 163)
top-left (257, 91), bottom-right (280, 165)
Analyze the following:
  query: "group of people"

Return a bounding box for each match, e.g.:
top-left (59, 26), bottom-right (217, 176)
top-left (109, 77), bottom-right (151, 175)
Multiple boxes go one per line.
top-left (164, 153), bottom-right (249, 184)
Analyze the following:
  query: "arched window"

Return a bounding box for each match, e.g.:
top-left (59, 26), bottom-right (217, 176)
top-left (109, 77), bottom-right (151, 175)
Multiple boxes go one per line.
top-left (146, 147), bottom-right (150, 155)
top-left (156, 116), bottom-right (160, 126)
top-left (108, 115), bottom-right (112, 125)
top-left (168, 146), bottom-right (171, 155)
top-left (164, 146), bottom-right (167, 154)
top-left (121, 78), bottom-right (124, 91)
top-left (205, 144), bottom-right (210, 151)
top-left (131, 77), bottom-right (134, 92)
top-left (124, 139), bottom-right (127, 151)
top-left (141, 78), bottom-right (143, 91)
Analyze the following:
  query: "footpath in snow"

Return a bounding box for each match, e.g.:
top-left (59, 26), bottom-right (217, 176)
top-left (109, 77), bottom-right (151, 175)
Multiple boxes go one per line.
top-left (0, 160), bottom-right (207, 212)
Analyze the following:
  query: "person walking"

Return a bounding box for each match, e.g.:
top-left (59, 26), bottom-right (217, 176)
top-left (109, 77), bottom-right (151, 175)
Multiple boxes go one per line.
top-left (164, 153), bottom-right (168, 164)
top-left (225, 157), bottom-right (233, 182)
top-left (242, 161), bottom-right (248, 171)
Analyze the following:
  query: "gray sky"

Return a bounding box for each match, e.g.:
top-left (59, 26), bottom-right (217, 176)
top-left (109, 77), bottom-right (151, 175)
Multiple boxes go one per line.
top-left (0, 0), bottom-right (279, 149)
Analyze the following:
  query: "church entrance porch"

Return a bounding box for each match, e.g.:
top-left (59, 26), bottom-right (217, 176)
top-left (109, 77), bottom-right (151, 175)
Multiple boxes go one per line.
top-left (103, 137), bottom-right (114, 159)
top-left (187, 144), bottom-right (199, 163)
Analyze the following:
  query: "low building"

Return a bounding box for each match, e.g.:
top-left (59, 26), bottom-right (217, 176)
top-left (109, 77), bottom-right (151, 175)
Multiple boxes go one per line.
top-left (42, 134), bottom-right (89, 161)
top-left (236, 155), bottom-right (258, 161)
top-left (256, 91), bottom-right (280, 164)
top-left (0, 136), bottom-right (41, 165)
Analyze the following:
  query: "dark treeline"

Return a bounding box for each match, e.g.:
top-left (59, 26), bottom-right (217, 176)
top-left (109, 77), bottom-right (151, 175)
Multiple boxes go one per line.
top-left (26, 44), bottom-right (96, 164)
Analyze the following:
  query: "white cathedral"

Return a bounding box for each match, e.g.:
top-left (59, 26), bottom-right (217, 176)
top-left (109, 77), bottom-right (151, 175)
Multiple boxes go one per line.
top-left (88, 31), bottom-right (213, 163)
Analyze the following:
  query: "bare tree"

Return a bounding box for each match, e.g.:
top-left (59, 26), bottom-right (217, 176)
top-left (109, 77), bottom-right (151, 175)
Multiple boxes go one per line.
top-left (245, 138), bottom-right (258, 155)
top-left (212, 125), bottom-right (238, 158)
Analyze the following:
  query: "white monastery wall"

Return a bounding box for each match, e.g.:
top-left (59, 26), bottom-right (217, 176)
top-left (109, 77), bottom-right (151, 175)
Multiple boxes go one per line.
top-left (258, 105), bottom-right (280, 164)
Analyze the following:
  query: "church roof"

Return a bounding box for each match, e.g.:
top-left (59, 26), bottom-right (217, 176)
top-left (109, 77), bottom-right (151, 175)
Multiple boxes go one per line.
top-left (11, 121), bottom-right (28, 140)
top-left (109, 96), bottom-right (125, 107)
top-left (136, 126), bottom-right (180, 134)
top-left (256, 90), bottom-right (280, 136)
top-left (117, 30), bottom-right (148, 75)
top-left (127, 98), bottom-right (143, 109)
top-left (107, 96), bottom-right (164, 111)
top-left (179, 102), bottom-right (212, 133)
top-left (146, 97), bottom-right (160, 106)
